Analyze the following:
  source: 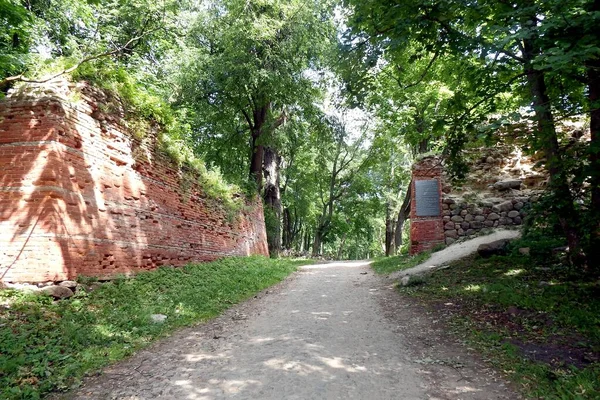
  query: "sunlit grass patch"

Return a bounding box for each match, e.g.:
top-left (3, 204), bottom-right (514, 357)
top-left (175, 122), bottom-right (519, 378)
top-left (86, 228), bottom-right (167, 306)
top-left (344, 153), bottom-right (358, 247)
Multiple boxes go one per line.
top-left (370, 251), bottom-right (434, 274)
top-left (0, 256), bottom-right (308, 399)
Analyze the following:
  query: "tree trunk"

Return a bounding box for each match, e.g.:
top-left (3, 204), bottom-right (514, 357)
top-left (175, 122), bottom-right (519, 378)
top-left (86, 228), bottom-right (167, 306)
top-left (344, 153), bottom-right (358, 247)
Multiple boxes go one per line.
top-left (522, 31), bottom-right (585, 266)
top-left (337, 232), bottom-right (347, 259)
top-left (282, 207), bottom-right (291, 250)
top-left (249, 103), bottom-right (270, 188)
top-left (586, 0), bottom-right (600, 272)
top-left (385, 203), bottom-right (395, 256)
top-left (394, 183), bottom-right (412, 254)
top-left (414, 108), bottom-right (428, 155)
top-left (263, 147), bottom-right (282, 257)
top-left (282, 207), bottom-right (301, 250)
top-left (303, 229), bottom-right (311, 253)
top-left (250, 133), bottom-right (264, 188)
top-left (312, 232), bottom-right (322, 257)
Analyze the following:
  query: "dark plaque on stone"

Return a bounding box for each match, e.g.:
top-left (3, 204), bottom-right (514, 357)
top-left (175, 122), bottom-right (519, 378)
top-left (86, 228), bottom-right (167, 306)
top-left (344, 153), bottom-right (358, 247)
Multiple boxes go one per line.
top-left (415, 179), bottom-right (440, 217)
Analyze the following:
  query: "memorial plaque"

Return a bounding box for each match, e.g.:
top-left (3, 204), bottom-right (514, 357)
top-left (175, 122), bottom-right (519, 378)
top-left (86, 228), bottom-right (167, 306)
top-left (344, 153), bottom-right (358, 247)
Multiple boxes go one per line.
top-left (415, 179), bottom-right (440, 217)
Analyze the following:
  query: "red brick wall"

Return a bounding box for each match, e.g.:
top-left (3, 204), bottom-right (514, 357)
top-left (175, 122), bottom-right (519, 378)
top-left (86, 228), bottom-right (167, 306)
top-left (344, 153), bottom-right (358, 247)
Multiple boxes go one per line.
top-left (0, 82), bottom-right (268, 283)
top-left (410, 157), bottom-right (445, 255)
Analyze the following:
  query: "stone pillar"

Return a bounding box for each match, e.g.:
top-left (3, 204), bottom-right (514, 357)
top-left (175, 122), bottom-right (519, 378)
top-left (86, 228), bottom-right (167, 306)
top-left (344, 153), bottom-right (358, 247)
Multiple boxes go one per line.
top-left (410, 157), bottom-right (444, 255)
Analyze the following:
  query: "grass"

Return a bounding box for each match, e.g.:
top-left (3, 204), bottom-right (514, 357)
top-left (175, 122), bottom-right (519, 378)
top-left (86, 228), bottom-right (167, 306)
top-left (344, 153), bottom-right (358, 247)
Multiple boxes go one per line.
top-left (399, 253), bottom-right (600, 399)
top-left (0, 256), bottom-right (308, 399)
top-left (370, 247), bottom-right (441, 275)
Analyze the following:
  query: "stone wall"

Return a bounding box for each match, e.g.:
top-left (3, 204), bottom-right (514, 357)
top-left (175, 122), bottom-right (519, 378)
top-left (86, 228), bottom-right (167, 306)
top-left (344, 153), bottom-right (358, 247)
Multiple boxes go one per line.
top-left (440, 147), bottom-right (546, 245)
top-left (409, 147), bottom-right (548, 251)
top-left (0, 81), bottom-right (268, 283)
top-left (442, 195), bottom-right (536, 245)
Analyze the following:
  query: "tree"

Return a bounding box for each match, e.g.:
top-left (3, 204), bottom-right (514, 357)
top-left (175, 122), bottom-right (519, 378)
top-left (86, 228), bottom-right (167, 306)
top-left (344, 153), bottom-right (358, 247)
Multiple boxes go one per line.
top-left (1, 0), bottom-right (188, 90)
top-left (176, 0), bottom-right (335, 256)
top-left (343, 0), bottom-right (600, 270)
top-left (311, 114), bottom-right (369, 256)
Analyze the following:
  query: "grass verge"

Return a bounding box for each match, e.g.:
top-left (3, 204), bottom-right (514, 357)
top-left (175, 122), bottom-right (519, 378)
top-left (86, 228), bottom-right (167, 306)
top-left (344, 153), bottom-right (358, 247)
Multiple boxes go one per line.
top-left (399, 253), bottom-right (600, 399)
top-left (370, 250), bottom-right (435, 275)
top-left (0, 256), bottom-right (308, 399)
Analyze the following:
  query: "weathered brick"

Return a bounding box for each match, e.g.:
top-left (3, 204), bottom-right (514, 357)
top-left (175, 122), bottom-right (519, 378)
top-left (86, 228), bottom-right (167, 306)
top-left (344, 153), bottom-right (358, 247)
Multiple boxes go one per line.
top-left (0, 83), bottom-right (268, 283)
top-left (410, 157), bottom-right (444, 255)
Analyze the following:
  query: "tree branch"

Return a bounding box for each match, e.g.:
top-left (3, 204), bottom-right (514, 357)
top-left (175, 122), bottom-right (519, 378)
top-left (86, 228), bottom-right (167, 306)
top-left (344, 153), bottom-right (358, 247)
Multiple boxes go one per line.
top-left (402, 50), bottom-right (440, 90)
top-left (241, 108), bottom-right (254, 130)
top-left (0, 30), bottom-right (157, 86)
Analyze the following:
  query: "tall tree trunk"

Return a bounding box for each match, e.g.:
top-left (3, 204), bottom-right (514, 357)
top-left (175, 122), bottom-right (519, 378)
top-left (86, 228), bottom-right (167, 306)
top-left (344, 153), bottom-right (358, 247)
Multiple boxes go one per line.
top-left (385, 203), bottom-right (395, 256)
top-left (522, 31), bottom-right (585, 266)
top-left (250, 133), bottom-right (264, 188)
top-left (282, 207), bottom-right (291, 250)
top-left (337, 232), bottom-right (347, 260)
top-left (303, 229), bottom-right (311, 253)
top-left (263, 147), bottom-right (282, 257)
top-left (394, 183), bottom-right (412, 254)
top-left (249, 103), bottom-right (270, 187)
top-left (586, 0), bottom-right (600, 272)
top-left (414, 108), bottom-right (428, 155)
top-left (312, 232), bottom-right (322, 257)
top-left (282, 207), bottom-right (301, 250)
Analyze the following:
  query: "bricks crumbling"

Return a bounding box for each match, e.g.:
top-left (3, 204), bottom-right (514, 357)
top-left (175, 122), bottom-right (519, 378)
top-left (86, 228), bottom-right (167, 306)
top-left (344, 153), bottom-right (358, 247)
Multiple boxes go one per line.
top-left (0, 81), bottom-right (268, 283)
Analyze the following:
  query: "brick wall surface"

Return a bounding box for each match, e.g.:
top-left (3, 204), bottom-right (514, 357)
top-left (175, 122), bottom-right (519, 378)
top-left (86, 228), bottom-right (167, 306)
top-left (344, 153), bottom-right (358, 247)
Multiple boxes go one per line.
top-left (0, 82), bottom-right (268, 283)
top-left (410, 157), bottom-right (445, 255)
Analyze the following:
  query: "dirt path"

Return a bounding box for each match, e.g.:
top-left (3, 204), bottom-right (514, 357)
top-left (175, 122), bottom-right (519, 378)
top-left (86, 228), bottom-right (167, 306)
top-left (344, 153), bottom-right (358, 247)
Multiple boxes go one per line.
top-left (62, 261), bottom-right (519, 400)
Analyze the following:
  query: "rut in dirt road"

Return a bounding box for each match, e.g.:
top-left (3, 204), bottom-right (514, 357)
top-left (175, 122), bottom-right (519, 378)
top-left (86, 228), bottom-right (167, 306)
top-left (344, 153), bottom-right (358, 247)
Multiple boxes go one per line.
top-left (64, 261), bottom-right (518, 400)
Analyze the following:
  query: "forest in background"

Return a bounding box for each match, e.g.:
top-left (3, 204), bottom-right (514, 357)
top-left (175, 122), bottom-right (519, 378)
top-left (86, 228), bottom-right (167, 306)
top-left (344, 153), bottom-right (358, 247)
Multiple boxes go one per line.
top-left (1, 0), bottom-right (599, 271)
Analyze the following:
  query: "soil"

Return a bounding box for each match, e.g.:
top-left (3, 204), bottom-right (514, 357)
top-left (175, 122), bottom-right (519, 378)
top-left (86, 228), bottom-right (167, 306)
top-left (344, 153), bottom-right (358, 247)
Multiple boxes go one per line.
top-left (459, 303), bottom-right (599, 370)
top-left (55, 261), bottom-right (521, 400)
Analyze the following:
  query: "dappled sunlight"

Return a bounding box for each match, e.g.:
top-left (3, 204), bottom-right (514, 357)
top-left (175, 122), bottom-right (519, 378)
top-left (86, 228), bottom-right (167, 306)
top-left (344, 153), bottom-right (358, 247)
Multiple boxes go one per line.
top-left (317, 356), bottom-right (367, 373)
top-left (313, 312), bottom-right (330, 320)
top-left (185, 353), bottom-right (228, 363)
top-left (450, 385), bottom-right (481, 394)
top-left (264, 358), bottom-right (327, 376)
top-left (250, 336), bottom-right (275, 343)
top-left (173, 377), bottom-right (262, 399)
top-left (464, 284), bottom-right (482, 292)
top-left (504, 269), bottom-right (525, 277)
top-left (0, 90), bottom-right (153, 283)
top-left (301, 260), bottom-right (371, 269)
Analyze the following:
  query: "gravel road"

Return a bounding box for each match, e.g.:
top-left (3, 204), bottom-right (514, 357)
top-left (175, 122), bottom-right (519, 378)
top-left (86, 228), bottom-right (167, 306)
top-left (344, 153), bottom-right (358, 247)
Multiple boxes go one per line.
top-left (62, 260), bottom-right (519, 400)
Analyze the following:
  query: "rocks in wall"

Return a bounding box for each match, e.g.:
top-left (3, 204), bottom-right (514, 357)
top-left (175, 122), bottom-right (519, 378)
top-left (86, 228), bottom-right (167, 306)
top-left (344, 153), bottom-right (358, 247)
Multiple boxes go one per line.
top-left (441, 196), bottom-right (534, 245)
top-left (439, 146), bottom-right (547, 245)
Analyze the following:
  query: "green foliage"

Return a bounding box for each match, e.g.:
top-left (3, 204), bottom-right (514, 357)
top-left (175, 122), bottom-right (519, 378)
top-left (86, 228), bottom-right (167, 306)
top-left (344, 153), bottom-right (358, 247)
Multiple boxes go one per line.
top-left (72, 61), bottom-right (245, 211)
top-left (341, 0), bottom-right (600, 268)
top-left (0, 0), bottom-right (33, 83)
top-left (0, 256), bottom-right (309, 399)
top-left (175, 0), bottom-right (336, 185)
top-left (516, 193), bottom-right (600, 274)
top-left (400, 254), bottom-right (600, 398)
top-left (1, 0), bottom-right (187, 82)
